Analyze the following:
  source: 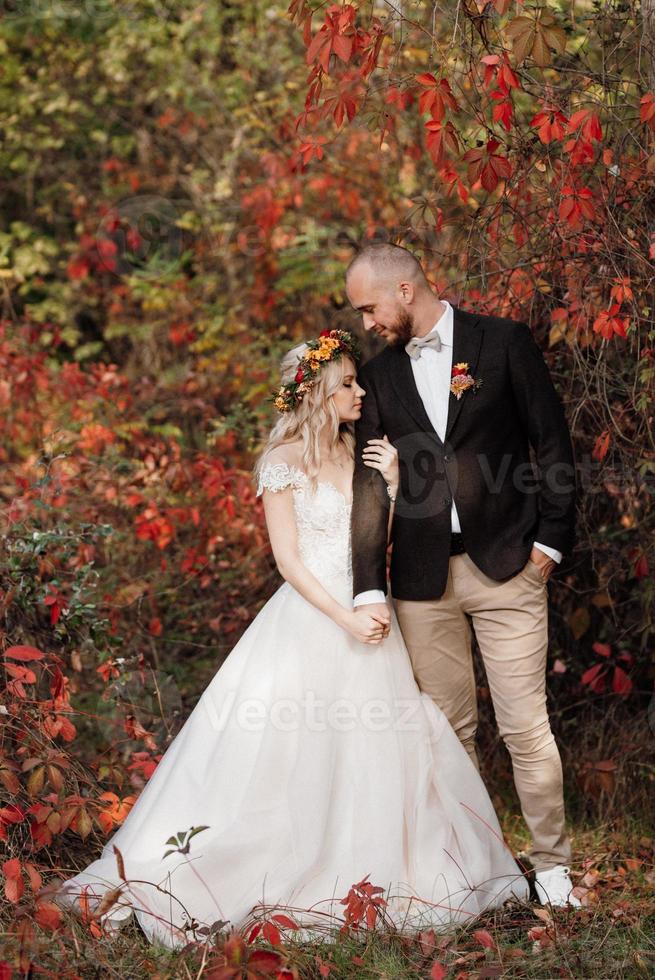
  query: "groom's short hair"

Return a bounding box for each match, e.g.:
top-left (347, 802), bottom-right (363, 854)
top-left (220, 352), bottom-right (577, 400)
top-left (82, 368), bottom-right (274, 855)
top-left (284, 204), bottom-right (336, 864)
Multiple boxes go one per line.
top-left (345, 243), bottom-right (429, 291)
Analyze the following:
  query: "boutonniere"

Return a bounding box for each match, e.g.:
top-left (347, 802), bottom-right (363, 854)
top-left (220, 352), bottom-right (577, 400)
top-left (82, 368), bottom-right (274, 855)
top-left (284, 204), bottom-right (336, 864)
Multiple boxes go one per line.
top-left (450, 362), bottom-right (483, 400)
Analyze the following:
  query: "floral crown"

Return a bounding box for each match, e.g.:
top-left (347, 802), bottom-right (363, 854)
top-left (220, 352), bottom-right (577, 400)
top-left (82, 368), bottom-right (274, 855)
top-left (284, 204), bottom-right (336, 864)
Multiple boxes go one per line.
top-left (272, 329), bottom-right (361, 414)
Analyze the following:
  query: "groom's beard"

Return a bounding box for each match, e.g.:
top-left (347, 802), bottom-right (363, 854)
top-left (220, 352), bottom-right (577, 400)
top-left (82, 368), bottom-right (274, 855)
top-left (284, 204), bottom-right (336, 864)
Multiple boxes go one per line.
top-left (385, 309), bottom-right (415, 347)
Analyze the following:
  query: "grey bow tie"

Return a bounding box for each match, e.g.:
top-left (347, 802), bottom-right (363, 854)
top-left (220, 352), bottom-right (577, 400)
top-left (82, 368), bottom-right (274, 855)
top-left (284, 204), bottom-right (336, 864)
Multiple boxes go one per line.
top-left (405, 331), bottom-right (442, 359)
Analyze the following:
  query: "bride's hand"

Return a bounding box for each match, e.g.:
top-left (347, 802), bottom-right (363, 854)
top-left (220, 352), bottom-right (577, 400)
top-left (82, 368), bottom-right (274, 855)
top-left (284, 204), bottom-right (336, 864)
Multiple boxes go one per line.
top-left (341, 609), bottom-right (389, 645)
top-left (362, 435), bottom-right (399, 493)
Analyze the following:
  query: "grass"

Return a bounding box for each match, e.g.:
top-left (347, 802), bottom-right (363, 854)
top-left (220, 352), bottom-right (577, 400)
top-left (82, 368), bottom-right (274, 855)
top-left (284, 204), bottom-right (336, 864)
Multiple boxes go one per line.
top-left (1, 703), bottom-right (653, 978)
top-left (1, 823), bottom-right (653, 979)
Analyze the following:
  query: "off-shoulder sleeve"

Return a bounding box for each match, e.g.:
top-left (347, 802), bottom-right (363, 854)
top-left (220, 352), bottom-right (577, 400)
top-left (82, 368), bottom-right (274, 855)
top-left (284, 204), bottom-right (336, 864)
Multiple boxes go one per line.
top-left (256, 461), bottom-right (305, 497)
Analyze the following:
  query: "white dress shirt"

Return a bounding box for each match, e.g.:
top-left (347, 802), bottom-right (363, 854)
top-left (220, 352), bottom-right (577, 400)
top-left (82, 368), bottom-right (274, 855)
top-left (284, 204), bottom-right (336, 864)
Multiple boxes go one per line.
top-left (354, 301), bottom-right (562, 607)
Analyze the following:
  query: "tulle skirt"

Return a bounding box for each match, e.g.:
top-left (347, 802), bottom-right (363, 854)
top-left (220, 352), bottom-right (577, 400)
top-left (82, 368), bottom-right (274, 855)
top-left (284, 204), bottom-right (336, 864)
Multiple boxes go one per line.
top-left (55, 574), bottom-right (528, 948)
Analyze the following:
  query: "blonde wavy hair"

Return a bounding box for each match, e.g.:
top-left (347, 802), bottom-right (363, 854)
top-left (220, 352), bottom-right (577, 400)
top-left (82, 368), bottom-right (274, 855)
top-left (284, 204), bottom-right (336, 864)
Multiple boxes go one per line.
top-left (253, 342), bottom-right (357, 493)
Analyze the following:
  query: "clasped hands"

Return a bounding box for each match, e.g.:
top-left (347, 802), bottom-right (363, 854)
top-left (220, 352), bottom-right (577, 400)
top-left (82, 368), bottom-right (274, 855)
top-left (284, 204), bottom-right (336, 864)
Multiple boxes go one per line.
top-left (353, 603), bottom-right (391, 645)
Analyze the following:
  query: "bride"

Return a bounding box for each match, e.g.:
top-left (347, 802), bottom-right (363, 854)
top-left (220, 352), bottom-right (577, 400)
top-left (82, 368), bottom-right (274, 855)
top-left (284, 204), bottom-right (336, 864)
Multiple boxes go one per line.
top-left (52, 329), bottom-right (529, 948)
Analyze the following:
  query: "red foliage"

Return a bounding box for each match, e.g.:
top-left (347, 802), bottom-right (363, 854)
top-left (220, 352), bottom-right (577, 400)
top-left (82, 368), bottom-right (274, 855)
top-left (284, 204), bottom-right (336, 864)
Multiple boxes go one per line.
top-left (338, 874), bottom-right (388, 933)
top-left (581, 643), bottom-right (634, 696)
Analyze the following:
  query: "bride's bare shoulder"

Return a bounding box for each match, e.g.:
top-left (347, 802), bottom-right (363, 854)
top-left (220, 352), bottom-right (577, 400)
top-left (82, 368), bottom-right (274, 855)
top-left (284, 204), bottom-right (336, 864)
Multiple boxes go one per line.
top-left (261, 443), bottom-right (304, 470)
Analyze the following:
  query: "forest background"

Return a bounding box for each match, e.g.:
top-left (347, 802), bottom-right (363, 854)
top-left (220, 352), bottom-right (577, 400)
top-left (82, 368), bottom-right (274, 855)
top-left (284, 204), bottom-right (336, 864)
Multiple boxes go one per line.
top-left (0, 1), bottom-right (654, 977)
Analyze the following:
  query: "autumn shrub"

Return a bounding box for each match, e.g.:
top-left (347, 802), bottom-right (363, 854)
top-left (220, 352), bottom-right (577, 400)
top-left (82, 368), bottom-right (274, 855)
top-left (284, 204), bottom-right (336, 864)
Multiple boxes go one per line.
top-left (0, 320), bottom-right (276, 945)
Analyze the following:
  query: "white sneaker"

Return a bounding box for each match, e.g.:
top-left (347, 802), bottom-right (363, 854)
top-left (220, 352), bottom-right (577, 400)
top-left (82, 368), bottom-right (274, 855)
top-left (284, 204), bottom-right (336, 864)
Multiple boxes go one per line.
top-left (534, 865), bottom-right (581, 908)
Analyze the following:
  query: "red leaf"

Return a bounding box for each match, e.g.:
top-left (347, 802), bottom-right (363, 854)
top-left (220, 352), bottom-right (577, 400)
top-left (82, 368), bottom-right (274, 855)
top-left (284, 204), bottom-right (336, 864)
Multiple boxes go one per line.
top-left (592, 759), bottom-right (618, 772)
top-left (148, 617), bottom-right (163, 636)
top-left (247, 949), bottom-right (283, 972)
top-left (530, 107), bottom-right (567, 144)
top-left (24, 860), bottom-right (45, 890)
top-left (528, 925), bottom-right (554, 948)
top-left (491, 90), bottom-right (513, 132)
top-left (4, 664), bottom-right (37, 683)
top-left (305, 5), bottom-right (356, 72)
top-left (67, 256), bottom-right (90, 280)
top-left (634, 553), bottom-right (649, 579)
top-left (2, 858), bottom-right (21, 879)
top-left (559, 184), bottom-right (596, 230)
top-left (473, 928), bottom-right (496, 949)
top-left (4, 645), bottom-right (45, 662)
top-left (424, 119), bottom-right (459, 168)
top-left (593, 305), bottom-right (629, 340)
top-left (612, 666), bottom-right (633, 696)
top-left (430, 964), bottom-right (447, 980)
top-left (581, 663), bottom-right (606, 692)
top-left (332, 33), bottom-right (353, 64)
top-left (262, 921), bottom-right (281, 947)
top-left (3, 859), bottom-right (23, 903)
top-left (639, 93), bottom-right (655, 133)
top-left (35, 901), bottom-right (62, 930)
top-left (222, 932), bottom-right (247, 964)
top-left (417, 75), bottom-right (458, 121)
top-left (0, 806), bottom-right (24, 827)
top-left (316, 955), bottom-right (331, 977)
top-left (567, 109), bottom-right (602, 141)
top-left (592, 430), bottom-right (610, 462)
top-left (462, 140), bottom-right (511, 193)
top-left (205, 968), bottom-right (240, 980)
top-left (592, 642), bottom-right (612, 658)
top-left (270, 914), bottom-right (299, 930)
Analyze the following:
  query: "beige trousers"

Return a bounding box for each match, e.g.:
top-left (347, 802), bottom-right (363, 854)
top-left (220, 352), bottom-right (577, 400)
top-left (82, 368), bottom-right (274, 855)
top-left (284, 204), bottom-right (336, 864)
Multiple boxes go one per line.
top-left (393, 552), bottom-right (571, 871)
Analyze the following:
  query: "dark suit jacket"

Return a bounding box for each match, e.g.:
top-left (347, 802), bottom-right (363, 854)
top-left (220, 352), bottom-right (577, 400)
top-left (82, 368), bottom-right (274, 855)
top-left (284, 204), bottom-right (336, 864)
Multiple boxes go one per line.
top-left (351, 306), bottom-right (577, 601)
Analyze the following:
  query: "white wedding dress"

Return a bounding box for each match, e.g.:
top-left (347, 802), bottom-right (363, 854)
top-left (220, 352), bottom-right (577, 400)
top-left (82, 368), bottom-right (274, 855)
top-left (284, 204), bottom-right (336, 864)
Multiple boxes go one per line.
top-left (55, 461), bottom-right (529, 948)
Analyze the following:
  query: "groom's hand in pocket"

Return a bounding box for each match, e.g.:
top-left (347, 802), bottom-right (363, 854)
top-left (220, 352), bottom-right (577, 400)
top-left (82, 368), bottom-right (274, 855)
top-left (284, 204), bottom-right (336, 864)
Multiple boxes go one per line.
top-left (529, 546), bottom-right (556, 582)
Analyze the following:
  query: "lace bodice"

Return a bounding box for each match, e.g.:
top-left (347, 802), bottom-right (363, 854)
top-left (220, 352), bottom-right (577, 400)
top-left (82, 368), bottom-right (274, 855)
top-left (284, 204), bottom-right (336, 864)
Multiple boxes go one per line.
top-left (256, 462), bottom-right (352, 586)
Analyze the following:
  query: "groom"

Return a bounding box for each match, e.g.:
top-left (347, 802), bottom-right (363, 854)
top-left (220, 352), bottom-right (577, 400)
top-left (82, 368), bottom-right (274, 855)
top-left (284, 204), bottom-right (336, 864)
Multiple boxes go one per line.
top-left (346, 243), bottom-right (580, 907)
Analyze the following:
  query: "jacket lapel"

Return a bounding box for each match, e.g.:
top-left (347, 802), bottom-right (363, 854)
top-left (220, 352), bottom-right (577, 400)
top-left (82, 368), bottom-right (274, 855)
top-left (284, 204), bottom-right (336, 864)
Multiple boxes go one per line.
top-left (445, 305), bottom-right (483, 442)
top-left (388, 344), bottom-right (443, 446)
top-left (386, 304), bottom-right (483, 445)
